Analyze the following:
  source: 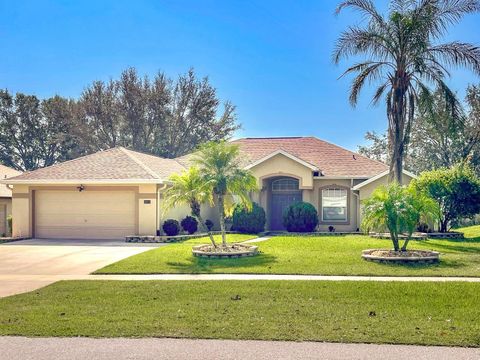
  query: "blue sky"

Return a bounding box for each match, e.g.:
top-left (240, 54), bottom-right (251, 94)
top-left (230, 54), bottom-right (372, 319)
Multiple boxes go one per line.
top-left (1, 0), bottom-right (479, 151)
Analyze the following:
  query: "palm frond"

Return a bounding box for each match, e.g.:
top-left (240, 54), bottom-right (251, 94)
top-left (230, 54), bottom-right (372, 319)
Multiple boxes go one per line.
top-left (429, 42), bottom-right (480, 76)
top-left (335, 0), bottom-right (387, 27)
top-left (349, 62), bottom-right (386, 106)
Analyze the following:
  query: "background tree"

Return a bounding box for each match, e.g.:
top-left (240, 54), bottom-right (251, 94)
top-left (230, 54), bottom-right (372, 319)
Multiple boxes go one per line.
top-left (359, 84), bottom-right (480, 174)
top-left (79, 67), bottom-right (239, 158)
top-left (412, 163), bottom-right (480, 232)
top-left (193, 141), bottom-right (258, 247)
top-left (0, 90), bottom-right (82, 171)
top-left (335, 0), bottom-right (480, 183)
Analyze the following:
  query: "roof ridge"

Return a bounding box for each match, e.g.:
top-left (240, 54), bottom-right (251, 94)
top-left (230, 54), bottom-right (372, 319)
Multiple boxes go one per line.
top-left (118, 147), bottom-right (161, 179)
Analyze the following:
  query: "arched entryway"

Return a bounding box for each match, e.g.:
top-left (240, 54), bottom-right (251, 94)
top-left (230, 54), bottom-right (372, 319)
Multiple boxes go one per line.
top-left (269, 177), bottom-right (302, 230)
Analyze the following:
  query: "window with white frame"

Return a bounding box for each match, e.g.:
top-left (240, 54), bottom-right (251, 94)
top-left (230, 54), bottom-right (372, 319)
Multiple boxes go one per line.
top-left (272, 178), bottom-right (299, 191)
top-left (322, 188), bottom-right (348, 221)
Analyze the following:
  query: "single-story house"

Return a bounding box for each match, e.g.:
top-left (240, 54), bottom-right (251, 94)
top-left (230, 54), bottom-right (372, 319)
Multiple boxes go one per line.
top-left (3, 137), bottom-right (415, 239)
top-left (0, 165), bottom-right (22, 236)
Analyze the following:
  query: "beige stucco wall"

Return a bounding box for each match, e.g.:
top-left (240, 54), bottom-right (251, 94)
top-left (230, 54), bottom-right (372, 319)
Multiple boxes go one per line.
top-left (358, 173), bottom-right (414, 227)
top-left (250, 153), bottom-right (314, 189)
top-left (11, 183), bottom-right (159, 238)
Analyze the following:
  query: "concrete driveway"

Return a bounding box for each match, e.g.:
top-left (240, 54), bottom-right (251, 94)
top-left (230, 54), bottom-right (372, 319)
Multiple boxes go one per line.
top-left (0, 238), bottom-right (161, 297)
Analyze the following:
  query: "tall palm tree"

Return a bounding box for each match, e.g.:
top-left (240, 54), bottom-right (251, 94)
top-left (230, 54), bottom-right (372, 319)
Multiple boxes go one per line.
top-left (162, 166), bottom-right (217, 247)
top-left (193, 141), bottom-right (258, 247)
top-left (334, 0), bottom-right (480, 183)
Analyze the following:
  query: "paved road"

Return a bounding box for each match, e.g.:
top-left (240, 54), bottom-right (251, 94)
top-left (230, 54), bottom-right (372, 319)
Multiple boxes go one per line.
top-left (1, 337), bottom-right (478, 360)
top-left (0, 238), bottom-right (160, 297)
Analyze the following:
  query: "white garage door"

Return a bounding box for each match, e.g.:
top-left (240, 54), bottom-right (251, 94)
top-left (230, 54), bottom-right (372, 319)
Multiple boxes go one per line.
top-left (35, 190), bottom-right (136, 239)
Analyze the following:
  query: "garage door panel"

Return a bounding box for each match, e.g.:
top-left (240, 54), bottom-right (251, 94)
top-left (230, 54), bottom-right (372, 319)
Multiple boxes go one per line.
top-left (35, 190), bottom-right (136, 239)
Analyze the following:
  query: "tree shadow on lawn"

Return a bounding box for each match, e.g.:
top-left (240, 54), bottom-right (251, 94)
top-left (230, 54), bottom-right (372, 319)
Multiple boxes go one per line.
top-left (421, 239), bottom-right (480, 254)
top-left (165, 253), bottom-right (278, 273)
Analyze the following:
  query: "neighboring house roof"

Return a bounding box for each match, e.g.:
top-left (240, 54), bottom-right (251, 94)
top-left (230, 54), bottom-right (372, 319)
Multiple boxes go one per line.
top-left (352, 169), bottom-right (417, 190)
top-left (0, 165), bottom-right (22, 197)
top-left (4, 147), bottom-right (185, 184)
top-left (231, 137), bottom-right (388, 177)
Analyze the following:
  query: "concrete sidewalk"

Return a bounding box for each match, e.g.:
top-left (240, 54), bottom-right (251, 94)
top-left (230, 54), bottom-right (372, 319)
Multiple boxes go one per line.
top-left (4, 273), bottom-right (477, 282)
top-left (1, 337), bottom-right (478, 360)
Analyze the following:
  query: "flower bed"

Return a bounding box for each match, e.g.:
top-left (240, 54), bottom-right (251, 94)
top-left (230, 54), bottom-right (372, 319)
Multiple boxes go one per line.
top-left (192, 243), bottom-right (258, 258)
top-left (362, 249), bottom-right (439, 264)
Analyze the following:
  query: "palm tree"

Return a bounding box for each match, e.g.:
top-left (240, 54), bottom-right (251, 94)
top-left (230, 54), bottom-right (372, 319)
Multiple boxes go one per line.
top-left (334, 0), bottom-right (480, 183)
top-left (193, 141), bottom-right (258, 247)
top-left (361, 183), bottom-right (438, 251)
top-left (162, 166), bottom-right (217, 247)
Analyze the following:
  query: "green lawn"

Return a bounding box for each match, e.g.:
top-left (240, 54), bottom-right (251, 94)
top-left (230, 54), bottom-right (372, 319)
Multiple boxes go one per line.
top-left (96, 226), bottom-right (480, 277)
top-left (0, 280), bottom-right (479, 346)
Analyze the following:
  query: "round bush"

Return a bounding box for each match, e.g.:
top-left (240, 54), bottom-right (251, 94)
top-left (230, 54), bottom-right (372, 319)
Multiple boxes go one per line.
top-left (232, 202), bottom-right (266, 233)
top-left (181, 216), bottom-right (198, 234)
top-left (205, 219), bottom-right (214, 231)
top-left (162, 219), bottom-right (180, 236)
top-left (282, 202), bottom-right (319, 232)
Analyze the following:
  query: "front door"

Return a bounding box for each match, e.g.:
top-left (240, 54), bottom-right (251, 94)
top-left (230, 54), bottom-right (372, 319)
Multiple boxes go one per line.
top-left (270, 192), bottom-right (302, 230)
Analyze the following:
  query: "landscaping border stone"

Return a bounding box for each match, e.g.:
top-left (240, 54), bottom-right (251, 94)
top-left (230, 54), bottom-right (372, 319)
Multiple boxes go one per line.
top-left (192, 243), bottom-right (258, 258)
top-left (125, 231), bottom-right (241, 243)
top-left (427, 232), bottom-right (464, 239)
top-left (261, 231), bottom-right (363, 237)
top-left (370, 232), bottom-right (427, 240)
top-left (361, 249), bottom-right (440, 264)
top-left (0, 236), bottom-right (31, 244)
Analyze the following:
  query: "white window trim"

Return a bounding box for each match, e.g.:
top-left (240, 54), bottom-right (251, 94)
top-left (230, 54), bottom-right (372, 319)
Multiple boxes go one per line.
top-left (321, 188), bottom-right (348, 222)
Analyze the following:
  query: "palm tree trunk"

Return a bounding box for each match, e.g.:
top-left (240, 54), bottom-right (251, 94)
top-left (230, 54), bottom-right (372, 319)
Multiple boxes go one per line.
top-left (390, 230), bottom-right (400, 251)
top-left (217, 194), bottom-right (227, 247)
top-left (196, 213), bottom-right (216, 247)
top-left (401, 237), bottom-right (410, 252)
top-left (191, 202), bottom-right (216, 247)
top-left (388, 84), bottom-right (406, 185)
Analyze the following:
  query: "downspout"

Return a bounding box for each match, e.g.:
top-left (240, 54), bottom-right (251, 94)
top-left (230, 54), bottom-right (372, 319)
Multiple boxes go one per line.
top-left (156, 183), bottom-right (168, 235)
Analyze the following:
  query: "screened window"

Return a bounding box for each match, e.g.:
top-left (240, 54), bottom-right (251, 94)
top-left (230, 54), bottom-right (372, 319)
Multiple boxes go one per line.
top-left (272, 178), bottom-right (299, 191)
top-left (322, 188), bottom-right (348, 221)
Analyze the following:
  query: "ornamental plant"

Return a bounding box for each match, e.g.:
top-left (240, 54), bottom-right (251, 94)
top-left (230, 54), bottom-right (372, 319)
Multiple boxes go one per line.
top-left (232, 202), bottom-right (266, 234)
top-left (181, 216), bottom-right (198, 234)
top-left (282, 202), bottom-right (319, 232)
top-left (162, 219), bottom-right (180, 236)
top-left (412, 163), bottom-right (480, 232)
top-left (361, 183), bottom-right (438, 251)
top-left (193, 141), bottom-right (258, 247)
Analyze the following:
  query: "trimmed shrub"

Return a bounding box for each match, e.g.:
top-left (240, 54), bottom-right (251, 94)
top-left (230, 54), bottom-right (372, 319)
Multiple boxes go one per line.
top-left (162, 219), bottom-right (180, 236)
top-left (282, 202), bottom-right (319, 232)
top-left (205, 219), bottom-right (214, 231)
top-left (181, 216), bottom-right (198, 234)
top-left (7, 215), bottom-right (12, 235)
top-left (232, 202), bottom-right (266, 233)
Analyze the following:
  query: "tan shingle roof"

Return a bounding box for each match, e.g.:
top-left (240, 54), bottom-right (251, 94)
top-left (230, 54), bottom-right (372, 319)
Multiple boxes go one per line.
top-left (0, 165), bottom-right (21, 197)
top-left (5, 137), bottom-right (388, 183)
top-left (6, 147), bottom-right (185, 183)
top-left (230, 137), bottom-right (388, 177)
